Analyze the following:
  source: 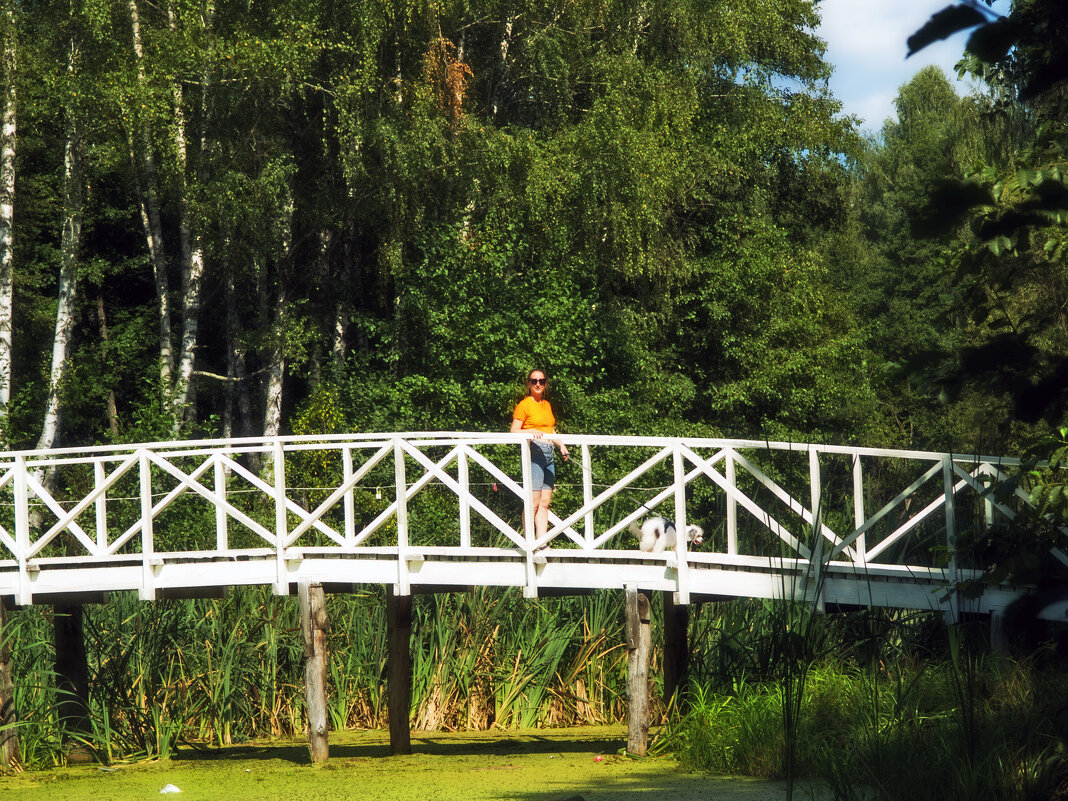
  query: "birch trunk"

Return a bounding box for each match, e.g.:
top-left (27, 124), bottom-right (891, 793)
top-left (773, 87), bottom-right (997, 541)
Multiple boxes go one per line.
top-left (263, 285), bottom-right (285, 440)
top-left (223, 256), bottom-right (251, 440)
top-left (37, 82), bottom-right (82, 453)
top-left (0, 2), bottom-right (13, 436)
top-left (169, 0), bottom-right (213, 429)
top-left (489, 12), bottom-right (515, 119)
top-left (96, 295), bottom-right (119, 438)
top-left (125, 0), bottom-right (173, 392)
top-left (332, 299), bottom-right (347, 370)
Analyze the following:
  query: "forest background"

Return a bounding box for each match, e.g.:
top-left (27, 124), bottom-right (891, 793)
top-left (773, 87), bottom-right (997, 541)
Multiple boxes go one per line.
top-left (0, 0), bottom-right (1061, 460)
top-left (1, 0), bottom-right (1068, 792)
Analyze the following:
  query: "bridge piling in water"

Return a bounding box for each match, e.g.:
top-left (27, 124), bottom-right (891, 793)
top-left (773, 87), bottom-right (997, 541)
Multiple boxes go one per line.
top-left (299, 582), bottom-right (329, 763)
top-left (386, 586), bottom-right (412, 755)
top-left (662, 591), bottom-right (690, 709)
top-left (625, 585), bottom-right (652, 756)
top-left (53, 603), bottom-right (91, 760)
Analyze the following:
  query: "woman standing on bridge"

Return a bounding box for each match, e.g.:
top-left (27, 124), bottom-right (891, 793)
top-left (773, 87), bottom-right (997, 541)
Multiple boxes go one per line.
top-left (511, 369), bottom-right (569, 542)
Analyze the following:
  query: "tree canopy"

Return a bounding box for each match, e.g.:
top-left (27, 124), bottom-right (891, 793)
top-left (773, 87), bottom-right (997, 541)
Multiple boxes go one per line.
top-left (0, 0), bottom-right (1060, 462)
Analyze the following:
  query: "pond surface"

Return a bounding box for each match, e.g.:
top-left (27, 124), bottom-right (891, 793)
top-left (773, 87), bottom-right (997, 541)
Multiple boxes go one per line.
top-left (0, 726), bottom-right (831, 801)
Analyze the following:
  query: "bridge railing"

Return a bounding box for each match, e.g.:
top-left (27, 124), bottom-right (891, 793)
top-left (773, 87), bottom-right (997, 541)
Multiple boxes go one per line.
top-left (0, 433), bottom-right (1055, 607)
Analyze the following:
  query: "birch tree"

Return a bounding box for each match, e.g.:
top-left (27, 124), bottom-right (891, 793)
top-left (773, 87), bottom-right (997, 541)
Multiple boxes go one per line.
top-left (124, 0), bottom-right (173, 395)
top-left (36, 18), bottom-right (82, 454)
top-left (0, 1), bottom-right (15, 444)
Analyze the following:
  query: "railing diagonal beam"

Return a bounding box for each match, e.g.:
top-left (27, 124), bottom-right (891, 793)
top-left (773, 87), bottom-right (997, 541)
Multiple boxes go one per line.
top-left (283, 442), bottom-right (393, 545)
top-left (461, 445), bottom-right (580, 548)
top-left (106, 453), bottom-right (277, 555)
top-left (678, 444), bottom-right (811, 559)
top-left (829, 460), bottom-right (942, 561)
top-left (220, 453), bottom-right (341, 544)
top-left (25, 471), bottom-right (97, 558)
top-left (400, 442), bottom-right (528, 548)
top-left (864, 474), bottom-right (970, 562)
top-left (544, 445), bottom-right (674, 549)
top-left (727, 450), bottom-right (849, 557)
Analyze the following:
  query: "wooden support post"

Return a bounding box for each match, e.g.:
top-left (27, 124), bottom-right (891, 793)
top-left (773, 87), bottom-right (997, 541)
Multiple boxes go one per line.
top-left (625, 585), bottom-right (651, 757)
top-left (299, 582), bottom-right (329, 764)
top-left (990, 612), bottom-right (1009, 655)
top-left (662, 592), bottom-right (689, 711)
top-left (386, 586), bottom-right (412, 755)
top-left (0, 601), bottom-right (18, 772)
top-left (53, 604), bottom-right (91, 761)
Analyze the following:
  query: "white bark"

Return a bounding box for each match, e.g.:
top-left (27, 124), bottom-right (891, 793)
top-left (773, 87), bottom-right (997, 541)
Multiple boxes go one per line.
top-left (223, 255), bottom-right (250, 440)
top-left (332, 300), bottom-right (347, 369)
top-left (37, 104), bottom-right (81, 452)
top-left (490, 13), bottom-right (515, 119)
top-left (96, 295), bottom-right (119, 438)
top-left (169, 0), bottom-right (213, 429)
top-left (126, 0), bottom-right (174, 391)
top-left (263, 298), bottom-right (285, 440)
top-left (0, 5), bottom-right (15, 436)
top-left (263, 205), bottom-right (293, 439)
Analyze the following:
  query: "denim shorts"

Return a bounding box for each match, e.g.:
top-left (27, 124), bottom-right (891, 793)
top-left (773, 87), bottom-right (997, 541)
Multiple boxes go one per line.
top-left (529, 440), bottom-right (556, 491)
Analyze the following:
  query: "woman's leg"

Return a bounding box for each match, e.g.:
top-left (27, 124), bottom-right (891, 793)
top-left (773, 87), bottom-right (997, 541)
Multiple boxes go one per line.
top-left (533, 488), bottom-right (553, 541)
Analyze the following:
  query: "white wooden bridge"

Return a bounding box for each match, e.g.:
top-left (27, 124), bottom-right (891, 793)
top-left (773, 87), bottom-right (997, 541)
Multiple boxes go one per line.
top-left (0, 432), bottom-right (1058, 619)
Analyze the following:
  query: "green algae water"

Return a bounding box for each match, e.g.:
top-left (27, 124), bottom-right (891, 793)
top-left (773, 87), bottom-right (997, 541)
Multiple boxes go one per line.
top-left (0, 726), bottom-right (825, 801)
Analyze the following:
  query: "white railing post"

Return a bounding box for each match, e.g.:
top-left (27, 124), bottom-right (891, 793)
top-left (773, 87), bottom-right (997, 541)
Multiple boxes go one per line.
top-left (274, 440), bottom-right (289, 595)
top-left (808, 448), bottom-right (824, 610)
top-left (139, 449), bottom-right (155, 601)
top-left (520, 437), bottom-right (536, 598)
top-left (852, 453), bottom-right (866, 565)
top-left (343, 446), bottom-right (355, 546)
top-left (214, 453), bottom-right (228, 553)
top-left (673, 443), bottom-right (689, 605)
top-left (943, 455), bottom-right (958, 623)
top-left (14, 456), bottom-right (30, 605)
top-left (394, 437), bottom-right (410, 596)
top-left (458, 447), bottom-right (471, 549)
top-left (582, 444), bottom-right (594, 548)
top-left (94, 460), bottom-right (107, 552)
top-left (982, 462), bottom-right (994, 530)
top-left (725, 448), bottom-right (737, 555)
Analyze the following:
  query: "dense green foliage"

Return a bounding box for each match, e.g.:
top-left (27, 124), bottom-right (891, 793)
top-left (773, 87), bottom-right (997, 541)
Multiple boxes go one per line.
top-left (0, 0), bottom-right (872, 446)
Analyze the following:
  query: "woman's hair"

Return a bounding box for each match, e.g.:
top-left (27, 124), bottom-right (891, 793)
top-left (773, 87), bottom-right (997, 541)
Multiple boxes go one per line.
top-left (526, 368), bottom-right (548, 383)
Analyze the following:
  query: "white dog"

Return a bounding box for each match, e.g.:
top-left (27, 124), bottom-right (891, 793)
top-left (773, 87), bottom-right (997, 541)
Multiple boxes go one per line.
top-left (628, 516), bottom-right (704, 553)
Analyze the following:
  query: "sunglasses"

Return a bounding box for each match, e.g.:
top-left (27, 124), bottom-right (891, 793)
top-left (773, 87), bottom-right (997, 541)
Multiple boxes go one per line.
top-left (529, 378), bottom-right (547, 386)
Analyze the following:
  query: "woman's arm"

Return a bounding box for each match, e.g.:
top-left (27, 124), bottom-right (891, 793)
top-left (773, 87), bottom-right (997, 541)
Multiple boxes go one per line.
top-left (547, 433), bottom-right (569, 461)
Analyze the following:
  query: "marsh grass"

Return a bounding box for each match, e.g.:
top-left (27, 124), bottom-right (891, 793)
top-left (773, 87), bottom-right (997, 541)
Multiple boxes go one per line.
top-left (662, 636), bottom-right (1068, 801)
top-left (1, 586), bottom-right (645, 767)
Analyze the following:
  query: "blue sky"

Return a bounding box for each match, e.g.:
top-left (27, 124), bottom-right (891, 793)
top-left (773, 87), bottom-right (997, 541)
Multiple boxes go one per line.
top-left (816, 0), bottom-right (1009, 134)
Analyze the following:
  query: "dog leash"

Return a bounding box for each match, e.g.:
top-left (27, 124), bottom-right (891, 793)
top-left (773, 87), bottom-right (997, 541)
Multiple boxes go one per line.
top-left (557, 443), bottom-right (662, 519)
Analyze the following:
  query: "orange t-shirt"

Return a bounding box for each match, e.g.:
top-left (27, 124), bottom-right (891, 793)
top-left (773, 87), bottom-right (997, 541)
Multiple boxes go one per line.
top-left (513, 396), bottom-right (555, 434)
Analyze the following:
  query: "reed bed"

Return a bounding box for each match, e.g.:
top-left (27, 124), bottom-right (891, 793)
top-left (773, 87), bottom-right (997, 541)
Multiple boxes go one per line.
top-left (1, 586), bottom-right (651, 767)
